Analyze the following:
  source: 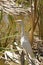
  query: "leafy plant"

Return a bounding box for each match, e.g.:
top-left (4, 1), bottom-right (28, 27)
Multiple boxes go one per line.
top-left (0, 47), bottom-right (5, 51)
top-left (8, 14), bottom-right (16, 28)
top-left (0, 10), bottom-right (3, 23)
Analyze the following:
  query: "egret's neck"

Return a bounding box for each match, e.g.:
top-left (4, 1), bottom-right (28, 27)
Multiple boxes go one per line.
top-left (20, 22), bottom-right (25, 37)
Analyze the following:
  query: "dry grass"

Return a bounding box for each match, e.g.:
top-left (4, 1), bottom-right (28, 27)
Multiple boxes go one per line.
top-left (0, 59), bottom-right (21, 65)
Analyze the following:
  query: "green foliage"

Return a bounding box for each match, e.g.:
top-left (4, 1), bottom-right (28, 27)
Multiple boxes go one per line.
top-left (39, 0), bottom-right (43, 6)
top-left (24, 1), bottom-right (30, 7)
top-left (14, 31), bottom-right (18, 34)
top-left (0, 47), bottom-right (11, 51)
top-left (8, 14), bottom-right (14, 22)
top-left (16, 0), bottom-right (25, 4)
top-left (0, 47), bottom-right (4, 51)
top-left (0, 10), bottom-right (3, 23)
top-left (16, 0), bottom-right (30, 7)
top-left (8, 14), bottom-right (16, 28)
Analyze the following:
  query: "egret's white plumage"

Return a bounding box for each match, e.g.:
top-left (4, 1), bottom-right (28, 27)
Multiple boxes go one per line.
top-left (17, 20), bottom-right (34, 57)
top-left (17, 20), bottom-right (40, 65)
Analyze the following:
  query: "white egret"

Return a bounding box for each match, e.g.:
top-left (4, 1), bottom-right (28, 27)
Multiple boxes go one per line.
top-left (17, 20), bottom-right (34, 57)
top-left (17, 20), bottom-right (40, 65)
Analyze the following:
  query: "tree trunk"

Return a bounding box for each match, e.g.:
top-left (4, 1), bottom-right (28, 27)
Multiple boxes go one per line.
top-left (29, 0), bottom-right (37, 45)
top-left (39, 0), bottom-right (43, 40)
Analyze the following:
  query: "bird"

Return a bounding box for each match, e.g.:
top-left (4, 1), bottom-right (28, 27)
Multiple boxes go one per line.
top-left (17, 20), bottom-right (34, 57)
top-left (17, 20), bottom-right (40, 65)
